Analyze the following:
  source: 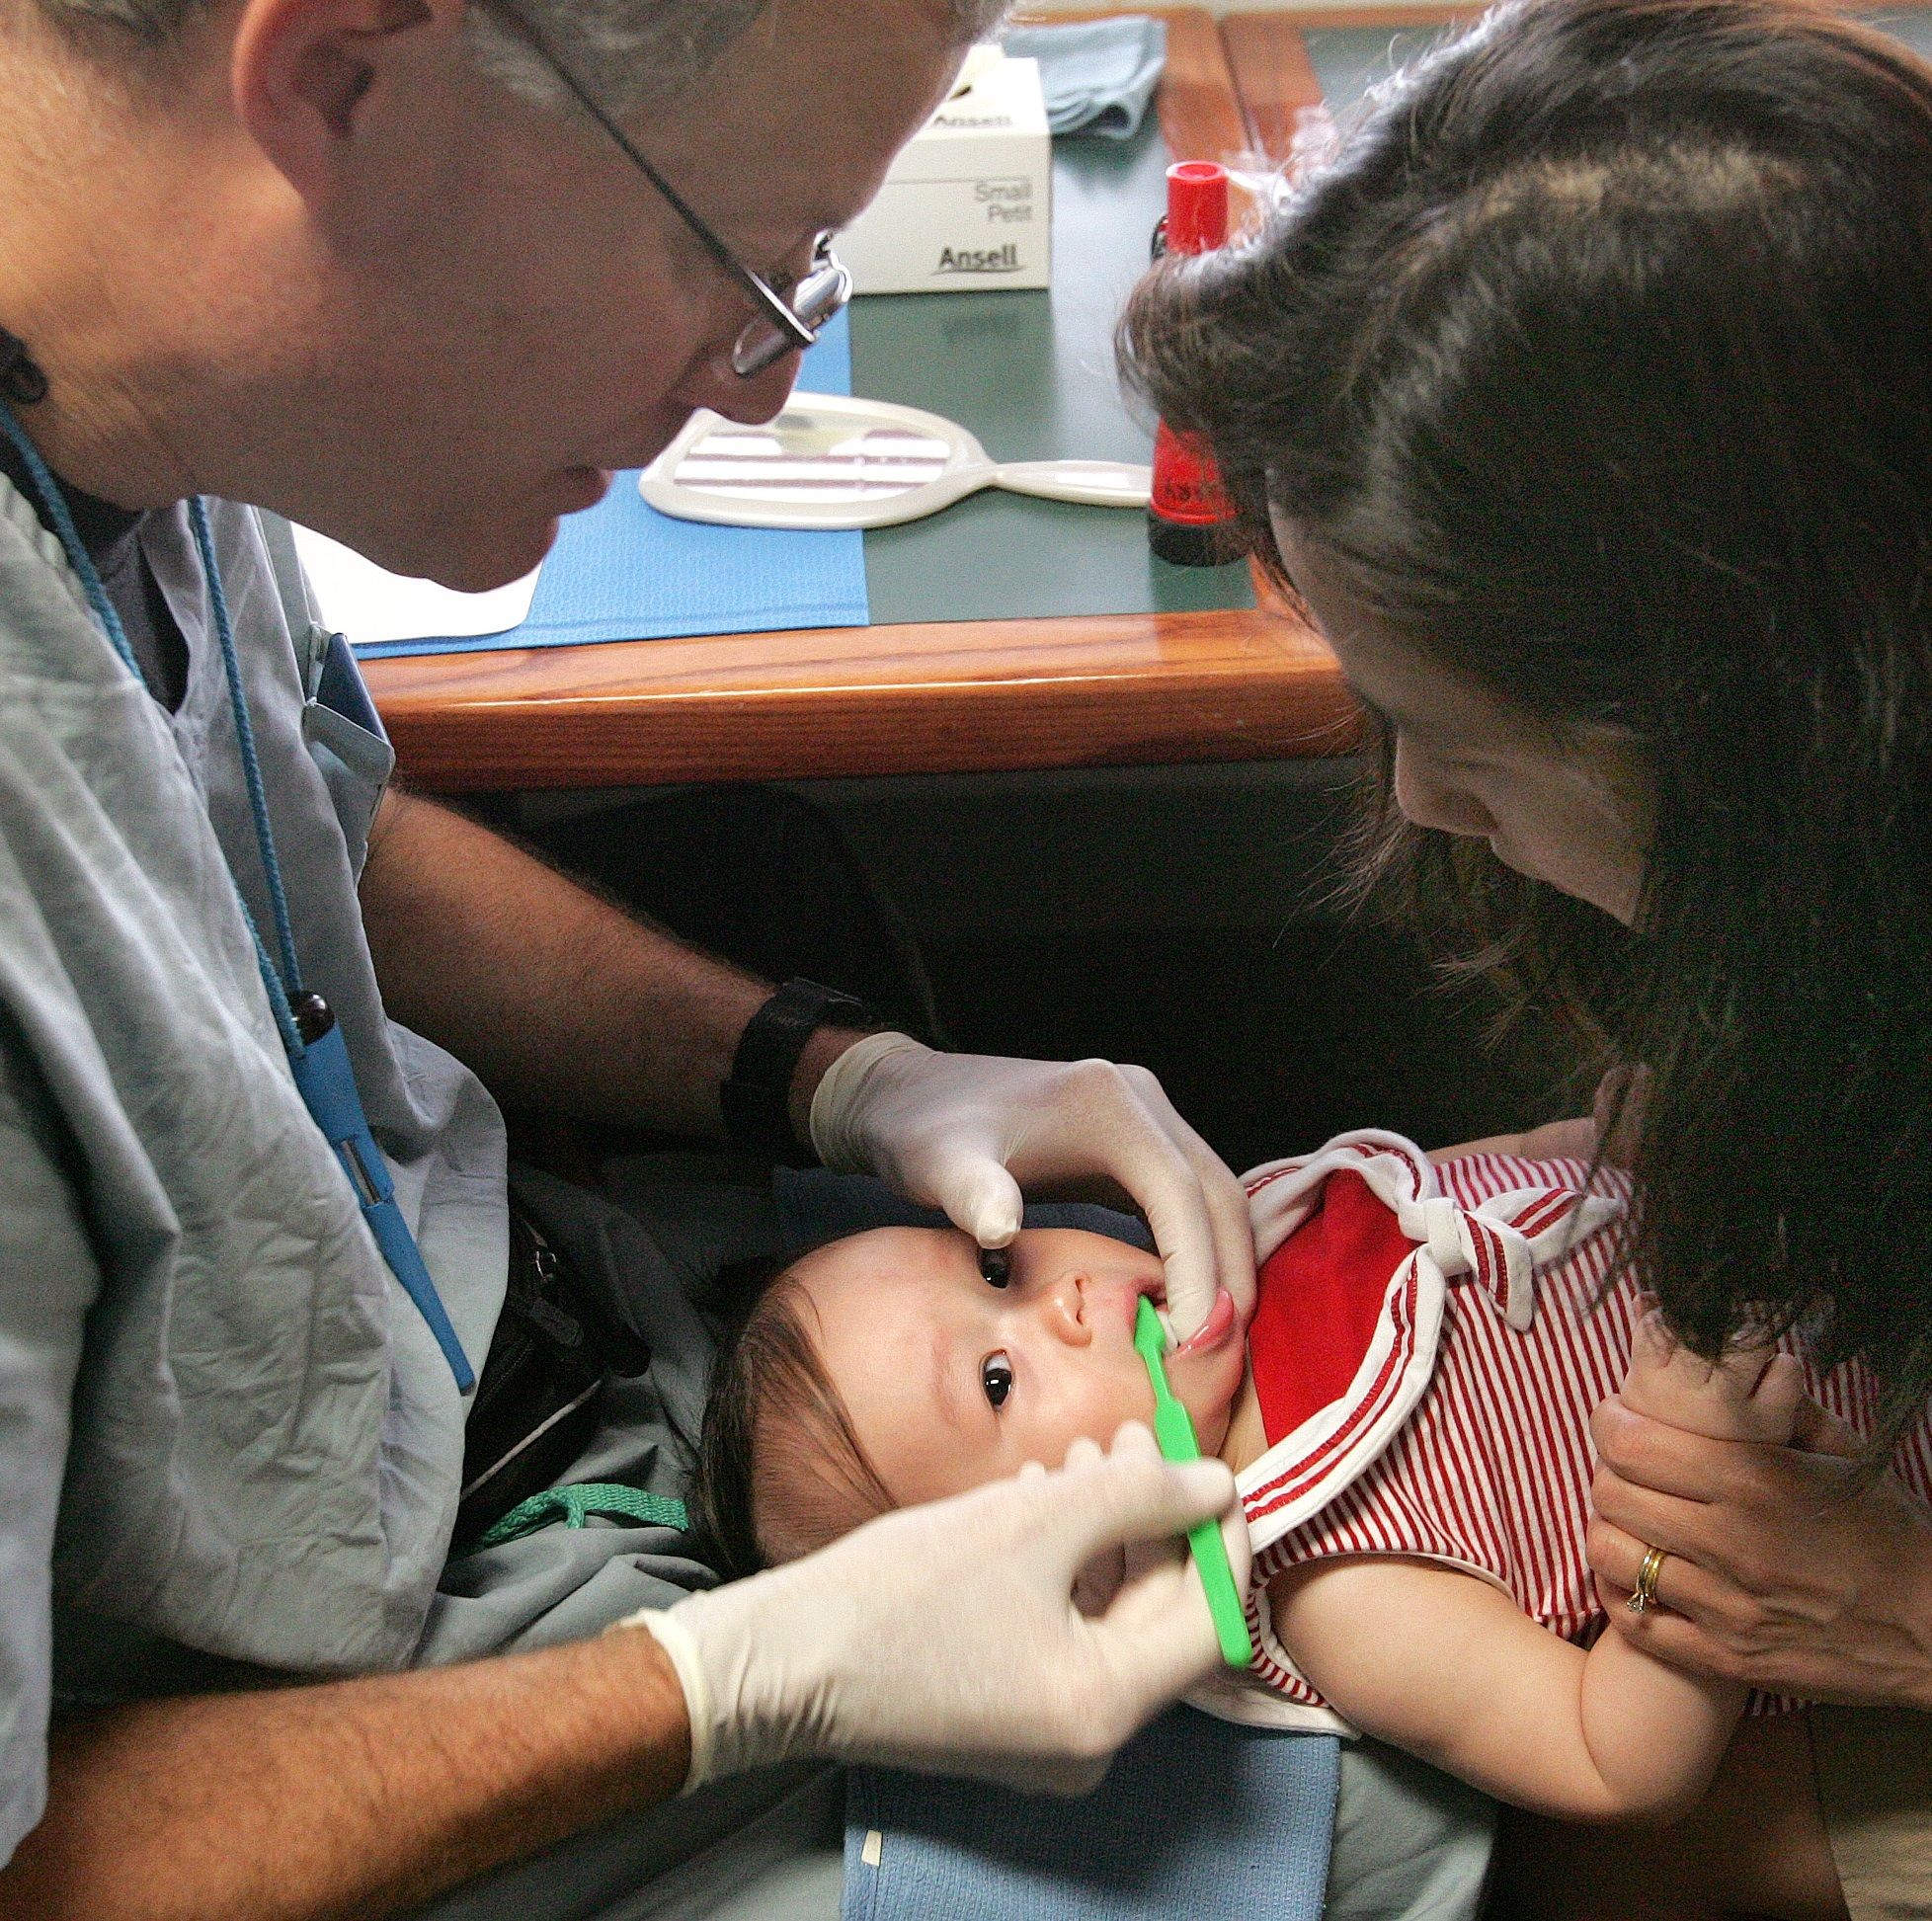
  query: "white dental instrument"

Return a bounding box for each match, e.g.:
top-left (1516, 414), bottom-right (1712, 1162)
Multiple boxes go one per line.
top-left (637, 392), bottom-right (1151, 532)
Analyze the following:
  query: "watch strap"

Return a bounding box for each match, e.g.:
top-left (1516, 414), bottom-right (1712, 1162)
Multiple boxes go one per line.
top-left (721, 978), bottom-right (871, 1163)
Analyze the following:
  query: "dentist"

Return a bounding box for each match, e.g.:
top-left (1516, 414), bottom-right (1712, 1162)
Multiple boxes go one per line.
top-left (0, 2), bottom-right (1255, 1915)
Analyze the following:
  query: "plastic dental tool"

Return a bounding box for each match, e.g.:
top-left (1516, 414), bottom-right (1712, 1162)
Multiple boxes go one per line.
top-left (638, 392), bottom-right (1151, 531)
top-left (1133, 1295), bottom-right (1253, 1668)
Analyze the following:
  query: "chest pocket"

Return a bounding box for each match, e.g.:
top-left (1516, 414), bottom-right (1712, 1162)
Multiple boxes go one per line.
top-left (300, 625), bottom-right (394, 878)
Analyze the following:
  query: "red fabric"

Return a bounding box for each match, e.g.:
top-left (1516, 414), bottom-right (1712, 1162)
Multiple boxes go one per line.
top-left (1237, 1149), bottom-right (1932, 1722)
top-left (1248, 1169), bottom-right (1422, 1445)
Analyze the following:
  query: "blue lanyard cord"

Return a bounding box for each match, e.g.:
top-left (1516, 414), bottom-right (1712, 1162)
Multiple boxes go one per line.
top-left (0, 405), bottom-right (307, 1059)
top-left (0, 400), bottom-right (472, 1389)
top-left (0, 403), bottom-right (141, 680)
top-left (189, 499), bottom-right (305, 1003)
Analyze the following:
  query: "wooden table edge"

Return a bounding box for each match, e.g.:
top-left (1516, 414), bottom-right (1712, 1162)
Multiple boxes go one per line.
top-left (370, 600), bottom-right (1360, 792)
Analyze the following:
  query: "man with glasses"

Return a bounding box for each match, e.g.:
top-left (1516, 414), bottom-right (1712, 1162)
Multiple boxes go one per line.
top-left (0, 1), bottom-right (1260, 1916)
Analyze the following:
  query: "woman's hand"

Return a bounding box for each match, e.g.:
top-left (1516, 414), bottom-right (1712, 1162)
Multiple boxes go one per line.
top-left (1588, 1389), bottom-right (1932, 1706)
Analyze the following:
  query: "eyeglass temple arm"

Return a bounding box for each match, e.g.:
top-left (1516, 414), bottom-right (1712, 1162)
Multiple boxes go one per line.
top-left (519, 22), bottom-right (816, 351)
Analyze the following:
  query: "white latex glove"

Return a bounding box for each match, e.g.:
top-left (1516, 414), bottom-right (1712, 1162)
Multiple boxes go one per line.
top-left (810, 1033), bottom-right (1255, 1337)
top-left (622, 1422), bottom-right (1247, 1795)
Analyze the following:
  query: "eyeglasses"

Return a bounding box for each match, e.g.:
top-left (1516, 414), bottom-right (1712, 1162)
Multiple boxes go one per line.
top-left (500, 13), bottom-right (851, 378)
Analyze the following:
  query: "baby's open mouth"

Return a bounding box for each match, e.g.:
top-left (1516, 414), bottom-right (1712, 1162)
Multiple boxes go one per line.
top-left (1130, 1276), bottom-right (1178, 1350)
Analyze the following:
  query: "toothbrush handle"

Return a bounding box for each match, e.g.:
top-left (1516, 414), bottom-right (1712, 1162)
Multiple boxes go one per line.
top-left (1187, 1515), bottom-right (1256, 1669)
top-left (1151, 1397), bottom-right (1201, 1464)
top-left (1151, 1393), bottom-right (1254, 1667)
top-left (1134, 1296), bottom-right (1253, 1668)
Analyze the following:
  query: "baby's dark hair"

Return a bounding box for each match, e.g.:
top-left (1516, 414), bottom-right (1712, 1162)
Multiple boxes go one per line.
top-left (691, 1250), bottom-right (896, 1579)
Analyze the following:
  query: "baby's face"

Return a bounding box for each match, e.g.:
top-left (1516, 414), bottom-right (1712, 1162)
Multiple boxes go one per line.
top-left (787, 1226), bottom-right (1248, 1508)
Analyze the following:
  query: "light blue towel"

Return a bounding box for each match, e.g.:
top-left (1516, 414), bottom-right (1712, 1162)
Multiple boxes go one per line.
top-left (357, 311), bottom-right (867, 660)
top-left (845, 1712), bottom-right (1339, 1921)
top-left (1003, 17), bottom-right (1168, 140)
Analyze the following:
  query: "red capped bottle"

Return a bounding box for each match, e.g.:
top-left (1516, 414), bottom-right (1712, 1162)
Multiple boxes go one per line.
top-left (1149, 161), bottom-right (1239, 567)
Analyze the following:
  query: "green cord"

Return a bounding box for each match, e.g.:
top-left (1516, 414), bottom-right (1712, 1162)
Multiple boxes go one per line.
top-left (475, 1482), bottom-right (689, 1550)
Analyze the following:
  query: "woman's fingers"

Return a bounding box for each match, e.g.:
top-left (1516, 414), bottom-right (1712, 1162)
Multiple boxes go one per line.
top-left (1586, 1513), bottom-right (1759, 1634)
top-left (1790, 1392), bottom-right (1867, 1459)
top-left (1745, 1353), bottom-right (1806, 1446)
top-left (1591, 1393), bottom-right (1759, 1502)
top-left (1616, 1321), bottom-right (1804, 1445)
top-left (1593, 1602), bottom-right (1759, 1688)
top-left (1591, 1064), bottom-right (1649, 1168)
top-left (1590, 1451), bottom-right (1727, 1555)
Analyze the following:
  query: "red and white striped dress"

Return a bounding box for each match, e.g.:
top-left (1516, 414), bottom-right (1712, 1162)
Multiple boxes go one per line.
top-left (1187, 1131), bottom-right (1932, 1735)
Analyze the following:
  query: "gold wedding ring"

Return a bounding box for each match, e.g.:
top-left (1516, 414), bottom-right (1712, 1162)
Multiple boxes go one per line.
top-left (1626, 1544), bottom-right (1668, 1616)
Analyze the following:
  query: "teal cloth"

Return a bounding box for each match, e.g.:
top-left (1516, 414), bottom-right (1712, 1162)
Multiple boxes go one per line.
top-left (1002, 18), bottom-right (1167, 140)
top-left (473, 1483), bottom-right (689, 1550)
top-left (845, 1713), bottom-right (1339, 1920)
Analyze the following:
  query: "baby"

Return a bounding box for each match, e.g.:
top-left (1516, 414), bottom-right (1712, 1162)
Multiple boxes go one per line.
top-left (694, 1126), bottom-right (1932, 1843)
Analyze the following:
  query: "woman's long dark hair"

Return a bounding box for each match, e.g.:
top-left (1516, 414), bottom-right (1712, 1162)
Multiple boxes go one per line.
top-left (1123, 0), bottom-right (1932, 1446)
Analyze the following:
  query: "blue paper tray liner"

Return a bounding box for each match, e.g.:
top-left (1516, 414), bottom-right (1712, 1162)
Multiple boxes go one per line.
top-left (845, 1713), bottom-right (1339, 1921)
top-left (356, 311), bottom-right (866, 659)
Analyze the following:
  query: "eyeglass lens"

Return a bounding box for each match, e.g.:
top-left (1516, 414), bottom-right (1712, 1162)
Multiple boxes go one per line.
top-left (730, 245), bottom-right (851, 378)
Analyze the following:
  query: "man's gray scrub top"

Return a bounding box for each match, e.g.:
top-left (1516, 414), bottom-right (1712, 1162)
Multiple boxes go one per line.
top-left (0, 478), bottom-right (510, 1864)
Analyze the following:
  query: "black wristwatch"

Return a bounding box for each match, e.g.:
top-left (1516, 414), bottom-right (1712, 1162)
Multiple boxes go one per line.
top-left (721, 978), bottom-right (873, 1163)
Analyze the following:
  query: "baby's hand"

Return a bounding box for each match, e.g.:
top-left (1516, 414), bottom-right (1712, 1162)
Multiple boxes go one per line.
top-left (1619, 1307), bottom-right (1803, 1445)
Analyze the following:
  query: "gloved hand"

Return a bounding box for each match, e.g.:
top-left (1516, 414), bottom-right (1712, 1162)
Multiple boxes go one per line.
top-left (810, 1032), bottom-right (1255, 1338)
top-left (623, 1422), bottom-right (1247, 1795)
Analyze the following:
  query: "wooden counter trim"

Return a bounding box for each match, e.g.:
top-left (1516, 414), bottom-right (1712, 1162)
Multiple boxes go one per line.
top-left (1154, 7), bottom-right (1256, 163)
top-left (1220, 14), bottom-right (1328, 161)
top-left (1227, 1), bottom-right (1898, 156)
top-left (367, 606), bottom-right (1358, 792)
top-left (1222, 6), bottom-right (1489, 161)
top-left (1255, 5), bottom-right (1485, 28)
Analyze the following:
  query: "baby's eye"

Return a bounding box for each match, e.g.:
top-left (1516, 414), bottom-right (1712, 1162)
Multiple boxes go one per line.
top-left (978, 1246), bottom-right (1011, 1288)
top-left (981, 1351), bottom-right (1013, 1409)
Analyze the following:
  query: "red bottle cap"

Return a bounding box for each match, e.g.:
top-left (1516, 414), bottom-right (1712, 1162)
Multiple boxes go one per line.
top-left (1165, 161), bottom-right (1230, 256)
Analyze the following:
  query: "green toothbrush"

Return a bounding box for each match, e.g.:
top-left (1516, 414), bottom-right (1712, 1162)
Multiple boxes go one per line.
top-left (1133, 1295), bottom-right (1253, 1668)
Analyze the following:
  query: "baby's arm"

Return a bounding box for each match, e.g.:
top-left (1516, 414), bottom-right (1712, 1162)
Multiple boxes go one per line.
top-left (1270, 1557), bottom-right (1741, 1822)
top-left (1269, 1321), bottom-right (1802, 1821)
top-left (1427, 1118), bottom-right (1596, 1164)
top-left (1427, 1066), bottom-right (1648, 1169)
